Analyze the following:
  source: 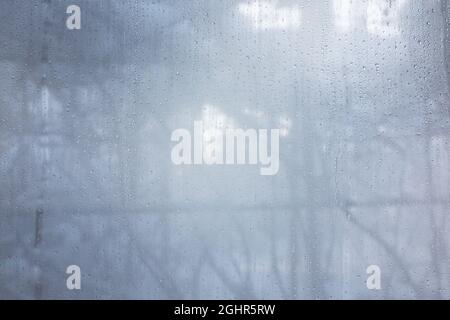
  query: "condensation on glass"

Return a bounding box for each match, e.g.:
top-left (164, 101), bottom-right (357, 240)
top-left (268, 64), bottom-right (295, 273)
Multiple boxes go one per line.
top-left (0, 0), bottom-right (449, 299)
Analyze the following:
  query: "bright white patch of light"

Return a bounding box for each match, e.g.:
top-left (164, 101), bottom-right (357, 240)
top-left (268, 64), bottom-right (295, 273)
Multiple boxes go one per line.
top-left (243, 107), bottom-right (263, 119)
top-left (334, 0), bottom-right (353, 32)
top-left (367, 0), bottom-right (407, 37)
top-left (238, 1), bottom-right (301, 30)
top-left (278, 115), bottom-right (291, 137)
top-left (202, 104), bottom-right (234, 131)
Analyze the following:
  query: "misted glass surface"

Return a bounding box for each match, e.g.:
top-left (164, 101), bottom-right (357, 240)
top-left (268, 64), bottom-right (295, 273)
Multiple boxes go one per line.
top-left (1, 0), bottom-right (449, 299)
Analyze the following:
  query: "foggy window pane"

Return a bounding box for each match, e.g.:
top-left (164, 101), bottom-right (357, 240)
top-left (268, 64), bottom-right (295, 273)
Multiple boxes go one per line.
top-left (1, 0), bottom-right (449, 300)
